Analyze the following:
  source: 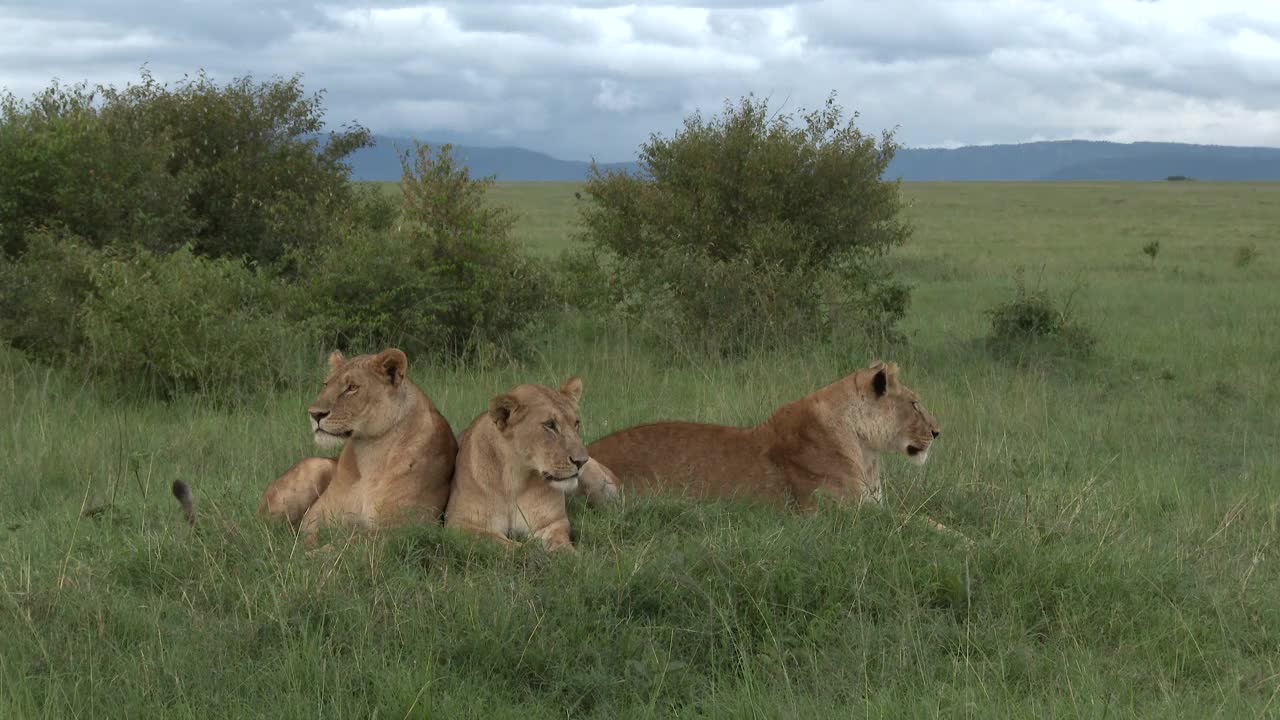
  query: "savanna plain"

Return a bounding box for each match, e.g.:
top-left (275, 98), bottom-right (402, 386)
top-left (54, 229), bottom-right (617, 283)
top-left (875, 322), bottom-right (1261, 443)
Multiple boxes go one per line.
top-left (2, 181), bottom-right (1278, 718)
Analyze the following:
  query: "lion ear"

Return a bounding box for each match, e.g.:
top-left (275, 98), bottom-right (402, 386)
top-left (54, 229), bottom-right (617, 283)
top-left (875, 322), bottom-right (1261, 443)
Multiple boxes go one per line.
top-left (560, 376), bottom-right (583, 407)
top-left (489, 394), bottom-right (519, 431)
top-left (374, 348), bottom-right (408, 386)
top-left (868, 361), bottom-right (899, 398)
top-left (884, 362), bottom-right (900, 387)
top-left (327, 351), bottom-right (346, 370)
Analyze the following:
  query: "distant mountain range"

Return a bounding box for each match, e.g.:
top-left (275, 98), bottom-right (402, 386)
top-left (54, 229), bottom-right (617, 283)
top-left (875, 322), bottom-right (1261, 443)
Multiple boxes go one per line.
top-left (885, 140), bottom-right (1280, 181)
top-left (347, 136), bottom-right (1280, 182)
top-left (347, 136), bottom-right (639, 182)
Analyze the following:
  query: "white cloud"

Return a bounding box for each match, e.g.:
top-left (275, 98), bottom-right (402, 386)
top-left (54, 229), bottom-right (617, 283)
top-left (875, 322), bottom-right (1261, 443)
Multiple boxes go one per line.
top-left (1, 1), bottom-right (1278, 160)
top-left (594, 79), bottom-right (640, 112)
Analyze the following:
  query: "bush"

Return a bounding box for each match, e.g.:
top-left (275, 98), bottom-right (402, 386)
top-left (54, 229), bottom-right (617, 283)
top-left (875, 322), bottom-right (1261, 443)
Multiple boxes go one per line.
top-left (0, 80), bottom-right (196, 257)
top-left (0, 70), bottom-right (395, 398)
top-left (823, 255), bottom-right (913, 342)
top-left (78, 246), bottom-right (308, 398)
top-left (0, 68), bottom-right (371, 265)
top-left (614, 247), bottom-right (826, 357)
top-left (0, 231), bottom-right (309, 398)
top-left (298, 142), bottom-right (555, 362)
top-left (0, 229), bottom-right (100, 362)
top-left (345, 183), bottom-right (401, 234)
top-left (986, 271), bottom-right (1096, 359)
top-left (603, 246), bottom-right (912, 357)
top-left (1234, 243), bottom-right (1259, 268)
top-left (577, 92), bottom-right (911, 355)
top-left (1141, 240), bottom-right (1160, 265)
top-left (140, 71), bottom-right (372, 265)
top-left (1, 72), bottom-right (554, 395)
top-left (549, 246), bottom-right (616, 313)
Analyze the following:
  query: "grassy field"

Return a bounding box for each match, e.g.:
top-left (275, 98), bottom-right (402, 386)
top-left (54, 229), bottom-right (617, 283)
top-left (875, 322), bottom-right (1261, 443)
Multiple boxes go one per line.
top-left (3, 181), bottom-right (1279, 717)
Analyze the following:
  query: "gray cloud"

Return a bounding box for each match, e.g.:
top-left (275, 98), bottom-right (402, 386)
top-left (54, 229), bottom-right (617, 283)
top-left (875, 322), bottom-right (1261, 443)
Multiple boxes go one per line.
top-left (1, 1), bottom-right (1278, 161)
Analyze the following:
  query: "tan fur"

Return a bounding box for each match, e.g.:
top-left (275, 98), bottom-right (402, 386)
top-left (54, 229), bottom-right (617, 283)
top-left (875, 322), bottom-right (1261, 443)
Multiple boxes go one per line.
top-left (588, 362), bottom-right (940, 511)
top-left (575, 458), bottom-right (622, 505)
top-left (445, 377), bottom-right (590, 551)
top-left (258, 348), bottom-right (457, 545)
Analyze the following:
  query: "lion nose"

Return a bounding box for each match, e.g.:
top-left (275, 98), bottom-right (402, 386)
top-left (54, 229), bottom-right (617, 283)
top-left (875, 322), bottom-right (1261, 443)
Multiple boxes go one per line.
top-left (569, 453), bottom-right (588, 470)
top-left (310, 410), bottom-right (329, 424)
top-left (931, 430), bottom-right (940, 439)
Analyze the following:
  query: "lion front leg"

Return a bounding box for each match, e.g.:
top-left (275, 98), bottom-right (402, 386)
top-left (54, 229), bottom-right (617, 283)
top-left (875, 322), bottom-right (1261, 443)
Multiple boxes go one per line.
top-left (458, 524), bottom-right (523, 549)
top-left (531, 518), bottom-right (574, 552)
top-left (798, 474), bottom-right (866, 511)
top-left (259, 457), bottom-right (337, 530)
top-left (295, 484), bottom-right (367, 548)
top-left (444, 511), bottom-right (523, 550)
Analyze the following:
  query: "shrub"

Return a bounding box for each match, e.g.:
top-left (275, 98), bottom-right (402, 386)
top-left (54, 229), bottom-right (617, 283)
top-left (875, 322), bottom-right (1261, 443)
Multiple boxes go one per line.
top-left (78, 245), bottom-right (308, 398)
top-left (986, 271), bottom-right (1096, 359)
top-left (300, 225), bottom-right (460, 358)
top-left (549, 246), bottom-right (616, 313)
top-left (0, 80), bottom-right (196, 257)
top-left (0, 68), bottom-right (371, 265)
top-left (140, 70), bottom-right (372, 265)
top-left (297, 142), bottom-right (555, 362)
top-left (614, 247), bottom-right (826, 357)
top-left (1141, 240), bottom-right (1160, 265)
top-left (823, 255), bottom-right (913, 342)
top-left (1234, 243), bottom-right (1259, 268)
top-left (602, 246), bottom-right (912, 357)
top-left (1, 230), bottom-right (309, 398)
top-left (577, 92), bottom-right (911, 355)
top-left (0, 69), bottom-right (386, 398)
top-left (346, 183), bottom-right (401, 234)
top-left (0, 228), bottom-right (101, 362)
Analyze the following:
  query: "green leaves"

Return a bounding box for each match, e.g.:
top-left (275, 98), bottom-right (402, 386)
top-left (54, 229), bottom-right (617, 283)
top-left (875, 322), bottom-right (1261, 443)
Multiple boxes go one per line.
top-left (0, 69), bottom-right (371, 266)
top-left (575, 92), bottom-right (913, 356)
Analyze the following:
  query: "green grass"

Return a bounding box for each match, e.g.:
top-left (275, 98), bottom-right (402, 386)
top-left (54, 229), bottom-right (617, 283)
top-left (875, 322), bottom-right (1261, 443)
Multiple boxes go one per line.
top-left (4, 182), bottom-right (1280, 717)
top-left (376, 180), bottom-right (584, 254)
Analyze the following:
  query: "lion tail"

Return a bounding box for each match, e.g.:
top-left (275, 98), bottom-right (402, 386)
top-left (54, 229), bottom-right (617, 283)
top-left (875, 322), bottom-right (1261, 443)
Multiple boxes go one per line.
top-left (171, 480), bottom-right (197, 526)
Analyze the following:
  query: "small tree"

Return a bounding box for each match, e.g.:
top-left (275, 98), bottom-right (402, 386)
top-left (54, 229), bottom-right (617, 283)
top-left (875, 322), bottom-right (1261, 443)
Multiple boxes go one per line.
top-left (1234, 243), bottom-right (1259, 268)
top-left (0, 78), bottom-right (194, 257)
top-left (300, 142), bottom-right (554, 361)
top-left (986, 269), bottom-right (1096, 360)
top-left (1142, 240), bottom-right (1160, 266)
top-left (577, 92), bottom-right (911, 354)
top-left (0, 69), bottom-right (382, 399)
top-left (0, 68), bottom-right (372, 265)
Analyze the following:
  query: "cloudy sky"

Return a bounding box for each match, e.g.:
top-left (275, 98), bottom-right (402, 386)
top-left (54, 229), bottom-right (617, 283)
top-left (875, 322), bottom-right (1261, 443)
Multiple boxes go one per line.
top-left (2, 1), bottom-right (1278, 161)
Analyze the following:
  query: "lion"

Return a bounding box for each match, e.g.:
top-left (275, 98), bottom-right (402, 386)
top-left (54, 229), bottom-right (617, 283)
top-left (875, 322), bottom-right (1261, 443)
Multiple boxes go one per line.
top-left (587, 361), bottom-right (942, 514)
top-left (444, 377), bottom-right (594, 551)
top-left (576, 457), bottom-right (621, 505)
top-left (255, 348), bottom-right (457, 544)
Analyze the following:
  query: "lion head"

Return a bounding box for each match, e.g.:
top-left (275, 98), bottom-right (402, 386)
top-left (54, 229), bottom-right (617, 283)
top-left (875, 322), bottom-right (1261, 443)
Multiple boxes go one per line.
top-left (487, 377), bottom-right (589, 493)
top-left (856, 361), bottom-right (940, 465)
top-left (308, 348), bottom-right (411, 448)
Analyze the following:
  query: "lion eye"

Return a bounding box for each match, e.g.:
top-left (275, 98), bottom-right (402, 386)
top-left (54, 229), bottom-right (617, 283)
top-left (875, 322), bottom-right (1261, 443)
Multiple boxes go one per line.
top-left (574, 419), bottom-right (582, 431)
top-left (543, 420), bottom-right (558, 433)
top-left (344, 383), bottom-right (358, 395)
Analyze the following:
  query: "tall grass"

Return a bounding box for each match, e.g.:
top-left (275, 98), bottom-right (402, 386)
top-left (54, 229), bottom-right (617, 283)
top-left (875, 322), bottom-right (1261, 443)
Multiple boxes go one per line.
top-left (3, 182), bottom-right (1278, 717)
